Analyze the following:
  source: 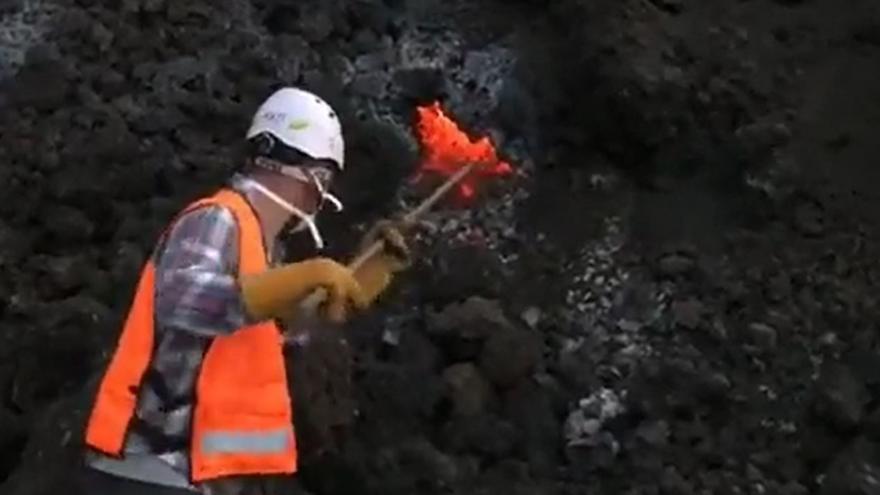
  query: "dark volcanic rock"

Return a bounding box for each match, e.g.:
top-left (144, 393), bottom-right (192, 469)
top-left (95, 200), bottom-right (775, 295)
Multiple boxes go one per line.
top-left (671, 298), bottom-right (704, 330)
top-left (793, 198), bottom-right (826, 236)
top-left (0, 407), bottom-right (26, 481)
top-left (442, 363), bottom-right (493, 417)
top-left (658, 253), bottom-right (696, 276)
top-left (43, 205), bottom-right (95, 244)
top-left (419, 245), bottom-right (509, 304)
top-left (822, 438), bottom-right (880, 495)
top-left (390, 438), bottom-right (461, 489)
top-left (503, 381), bottom-right (561, 474)
top-left (393, 68), bottom-right (447, 103)
top-left (9, 54), bottom-right (70, 110)
top-left (748, 322), bottom-right (778, 350)
top-left (478, 326), bottom-right (542, 389)
top-left (287, 329), bottom-right (357, 458)
top-left (439, 413), bottom-right (520, 461)
top-left (426, 296), bottom-right (512, 361)
top-left (813, 363), bottom-right (869, 433)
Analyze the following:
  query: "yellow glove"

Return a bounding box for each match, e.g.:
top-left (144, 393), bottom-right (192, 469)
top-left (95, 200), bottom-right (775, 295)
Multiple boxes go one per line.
top-left (351, 220), bottom-right (412, 304)
top-left (240, 257), bottom-right (368, 324)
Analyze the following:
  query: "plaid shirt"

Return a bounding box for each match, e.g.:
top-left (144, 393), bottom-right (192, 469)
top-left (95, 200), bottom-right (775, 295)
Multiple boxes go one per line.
top-left (86, 175), bottom-right (285, 493)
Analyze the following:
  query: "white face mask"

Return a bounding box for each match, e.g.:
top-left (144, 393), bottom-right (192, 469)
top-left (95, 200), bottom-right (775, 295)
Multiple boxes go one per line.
top-left (239, 176), bottom-right (338, 250)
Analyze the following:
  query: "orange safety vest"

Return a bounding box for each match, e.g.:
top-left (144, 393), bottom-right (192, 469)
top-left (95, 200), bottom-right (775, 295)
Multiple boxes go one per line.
top-left (84, 188), bottom-right (297, 482)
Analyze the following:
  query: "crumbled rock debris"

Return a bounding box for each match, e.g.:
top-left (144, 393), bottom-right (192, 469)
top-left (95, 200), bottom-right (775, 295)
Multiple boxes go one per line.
top-left (0, 0), bottom-right (58, 79)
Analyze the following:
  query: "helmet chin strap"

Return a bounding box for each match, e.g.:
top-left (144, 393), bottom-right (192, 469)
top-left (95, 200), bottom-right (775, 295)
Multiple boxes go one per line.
top-left (239, 177), bottom-right (325, 250)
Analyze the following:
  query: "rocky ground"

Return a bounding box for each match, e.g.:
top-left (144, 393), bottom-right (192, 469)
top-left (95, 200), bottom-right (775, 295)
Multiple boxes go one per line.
top-left (2, 0), bottom-right (880, 494)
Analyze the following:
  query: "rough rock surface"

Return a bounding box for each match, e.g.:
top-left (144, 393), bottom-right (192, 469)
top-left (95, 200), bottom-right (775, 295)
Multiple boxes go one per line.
top-left (2, 0), bottom-right (880, 494)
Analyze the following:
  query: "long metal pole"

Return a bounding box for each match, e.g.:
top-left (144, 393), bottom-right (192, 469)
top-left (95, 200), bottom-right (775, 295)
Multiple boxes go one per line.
top-left (299, 162), bottom-right (477, 312)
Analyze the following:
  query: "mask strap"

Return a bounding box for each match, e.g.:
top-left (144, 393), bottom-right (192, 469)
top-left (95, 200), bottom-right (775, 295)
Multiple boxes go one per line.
top-left (307, 169), bottom-right (343, 212)
top-left (322, 192), bottom-right (343, 212)
top-left (239, 177), bottom-right (325, 250)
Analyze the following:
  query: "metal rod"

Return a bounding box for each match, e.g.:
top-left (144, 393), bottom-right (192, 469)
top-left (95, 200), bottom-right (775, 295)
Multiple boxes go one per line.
top-left (298, 162), bottom-right (477, 313)
top-left (347, 162), bottom-right (476, 270)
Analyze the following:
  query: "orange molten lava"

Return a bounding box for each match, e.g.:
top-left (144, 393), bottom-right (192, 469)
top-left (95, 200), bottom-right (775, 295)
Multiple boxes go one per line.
top-left (414, 101), bottom-right (513, 203)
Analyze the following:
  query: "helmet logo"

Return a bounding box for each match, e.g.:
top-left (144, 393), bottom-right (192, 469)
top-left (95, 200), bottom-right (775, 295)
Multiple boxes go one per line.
top-left (260, 111), bottom-right (286, 123)
top-left (289, 119), bottom-right (310, 131)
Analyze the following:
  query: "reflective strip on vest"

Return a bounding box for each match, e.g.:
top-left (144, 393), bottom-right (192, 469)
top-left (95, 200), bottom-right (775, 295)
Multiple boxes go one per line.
top-left (201, 428), bottom-right (291, 455)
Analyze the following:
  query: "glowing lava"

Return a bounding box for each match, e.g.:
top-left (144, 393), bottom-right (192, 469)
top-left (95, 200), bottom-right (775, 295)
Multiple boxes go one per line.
top-left (413, 101), bottom-right (513, 203)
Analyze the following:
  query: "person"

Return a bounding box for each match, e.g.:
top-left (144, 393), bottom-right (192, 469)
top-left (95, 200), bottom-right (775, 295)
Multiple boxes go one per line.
top-left (78, 87), bottom-right (410, 495)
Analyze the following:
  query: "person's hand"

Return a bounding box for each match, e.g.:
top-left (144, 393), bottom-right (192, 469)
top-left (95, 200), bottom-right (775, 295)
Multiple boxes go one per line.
top-left (357, 218), bottom-right (412, 271)
top-left (350, 218), bottom-right (415, 304)
top-left (240, 257), bottom-right (368, 324)
top-left (306, 259), bottom-right (370, 324)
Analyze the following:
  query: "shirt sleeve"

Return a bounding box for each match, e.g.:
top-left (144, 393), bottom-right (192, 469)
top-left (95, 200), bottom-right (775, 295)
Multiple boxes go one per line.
top-left (153, 205), bottom-right (259, 336)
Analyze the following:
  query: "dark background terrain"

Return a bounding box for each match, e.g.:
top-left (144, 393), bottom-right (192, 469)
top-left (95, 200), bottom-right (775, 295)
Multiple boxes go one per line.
top-left (2, 0), bottom-right (880, 493)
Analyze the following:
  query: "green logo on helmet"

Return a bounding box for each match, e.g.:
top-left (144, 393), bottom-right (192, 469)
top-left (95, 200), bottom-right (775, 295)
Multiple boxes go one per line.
top-left (288, 119), bottom-right (310, 131)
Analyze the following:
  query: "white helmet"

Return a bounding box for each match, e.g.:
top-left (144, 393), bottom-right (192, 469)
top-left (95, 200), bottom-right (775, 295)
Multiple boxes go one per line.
top-left (246, 87), bottom-right (345, 170)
